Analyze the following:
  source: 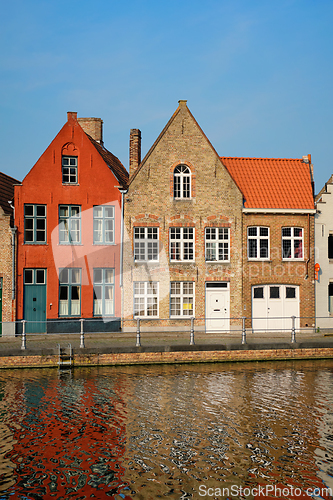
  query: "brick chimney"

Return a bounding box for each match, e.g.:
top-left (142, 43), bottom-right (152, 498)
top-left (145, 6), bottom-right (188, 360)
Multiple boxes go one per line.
top-left (78, 117), bottom-right (104, 145)
top-left (129, 129), bottom-right (141, 176)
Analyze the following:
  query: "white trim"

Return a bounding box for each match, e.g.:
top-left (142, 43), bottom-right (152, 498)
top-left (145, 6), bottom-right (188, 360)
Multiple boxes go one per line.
top-left (243, 208), bottom-right (316, 214)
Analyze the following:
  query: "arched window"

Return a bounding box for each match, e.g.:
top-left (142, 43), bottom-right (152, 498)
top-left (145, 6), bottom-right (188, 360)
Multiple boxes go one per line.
top-left (174, 165), bottom-right (191, 199)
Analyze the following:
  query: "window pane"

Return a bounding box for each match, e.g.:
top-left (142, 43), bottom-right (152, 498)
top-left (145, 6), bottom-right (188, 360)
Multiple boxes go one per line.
top-left (104, 206), bottom-right (114, 218)
top-left (282, 227), bottom-right (291, 237)
top-left (71, 269), bottom-right (81, 284)
top-left (248, 239), bottom-right (257, 258)
top-left (282, 240), bottom-right (291, 258)
top-left (59, 286), bottom-right (68, 300)
top-left (260, 239), bottom-right (269, 258)
top-left (94, 269), bottom-right (102, 283)
top-left (105, 269), bottom-right (114, 283)
top-left (24, 269), bottom-right (33, 284)
top-left (286, 287), bottom-right (296, 299)
top-left (59, 269), bottom-right (68, 284)
top-left (24, 205), bottom-right (34, 216)
top-left (248, 227), bottom-right (257, 237)
top-left (270, 286), bottom-right (280, 299)
top-left (260, 227), bottom-right (269, 237)
top-left (254, 287), bottom-right (264, 299)
top-left (36, 269), bottom-right (45, 284)
top-left (36, 205), bottom-right (46, 217)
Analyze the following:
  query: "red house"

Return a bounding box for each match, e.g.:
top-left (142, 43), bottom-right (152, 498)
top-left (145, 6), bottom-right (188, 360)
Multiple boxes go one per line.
top-left (15, 112), bottom-right (128, 333)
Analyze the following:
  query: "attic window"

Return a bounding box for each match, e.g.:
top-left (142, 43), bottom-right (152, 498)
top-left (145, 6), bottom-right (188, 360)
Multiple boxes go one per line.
top-left (174, 165), bottom-right (191, 199)
top-left (62, 156), bottom-right (78, 184)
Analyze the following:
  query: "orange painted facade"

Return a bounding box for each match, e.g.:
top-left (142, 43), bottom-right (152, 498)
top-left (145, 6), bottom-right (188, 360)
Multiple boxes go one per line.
top-left (14, 112), bottom-right (128, 329)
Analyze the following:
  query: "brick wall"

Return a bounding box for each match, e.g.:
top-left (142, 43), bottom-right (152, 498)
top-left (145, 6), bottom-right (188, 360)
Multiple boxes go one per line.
top-left (123, 101), bottom-right (243, 330)
top-left (242, 212), bottom-right (315, 328)
top-left (0, 207), bottom-right (15, 330)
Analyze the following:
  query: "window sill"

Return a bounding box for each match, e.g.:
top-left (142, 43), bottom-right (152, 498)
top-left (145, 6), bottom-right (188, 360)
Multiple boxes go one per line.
top-left (206, 260), bottom-right (230, 264)
top-left (170, 260), bottom-right (196, 264)
top-left (93, 242), bottom-right (116, 246)
top-left (282, 259), bottom-right (305, 262)
top-left (248, 258), bottom-right (271, 262)
top-left (62, 183), bottom-right (79, 186)
top-left (24, 242), bottom-right (48, 245)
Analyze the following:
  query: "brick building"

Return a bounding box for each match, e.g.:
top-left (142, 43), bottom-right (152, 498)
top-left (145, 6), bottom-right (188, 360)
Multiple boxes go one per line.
top-left (123, 101), bottom-right (315, 333)
top-left (0, 172), bottom-right (20, 336)
top-left (123, 100), bottom-right (243, 332)
top-left (222, 156), bottom-right (316, 332)
top-left (15, 112), bottom-right (128, 333)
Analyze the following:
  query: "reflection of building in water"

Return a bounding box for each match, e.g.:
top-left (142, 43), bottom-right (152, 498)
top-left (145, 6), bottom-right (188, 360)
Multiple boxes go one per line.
top-left (313, 370), bottom-right (333, 493)
top-left (0, 374), bottom-right (28, 493)
top-left (4, 371), bottom-right (131, 499)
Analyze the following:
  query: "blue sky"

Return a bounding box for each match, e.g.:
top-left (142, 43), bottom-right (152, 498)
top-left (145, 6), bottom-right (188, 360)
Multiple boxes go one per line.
top-left (1, 0), bottom-right (332, 193)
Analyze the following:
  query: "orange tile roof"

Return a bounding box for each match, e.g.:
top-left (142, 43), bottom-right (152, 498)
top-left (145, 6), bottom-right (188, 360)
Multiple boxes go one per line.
top-left (220, 157), bottom-right (314, 209)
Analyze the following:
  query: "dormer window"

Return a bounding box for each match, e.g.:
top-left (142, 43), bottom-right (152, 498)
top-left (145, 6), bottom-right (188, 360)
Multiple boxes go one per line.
top-left (174, 165), bottom-right (191, 199)
top-left (62, 156), bottom-right (78, 184)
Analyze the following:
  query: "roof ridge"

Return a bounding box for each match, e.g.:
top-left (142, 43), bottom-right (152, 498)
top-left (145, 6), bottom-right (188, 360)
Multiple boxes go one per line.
top-left (220, 156), bottom-right (303, 161)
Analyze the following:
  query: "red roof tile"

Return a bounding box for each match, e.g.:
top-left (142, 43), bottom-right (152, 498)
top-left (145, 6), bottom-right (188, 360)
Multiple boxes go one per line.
top-left (0, 171), bottom-right (20, 221)
top-left (220, 157), bottom-right (314, 209)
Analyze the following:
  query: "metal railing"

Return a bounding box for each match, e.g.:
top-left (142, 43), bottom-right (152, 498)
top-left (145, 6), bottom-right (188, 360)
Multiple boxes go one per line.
top-left (0, 315), bottom-right (329, 351)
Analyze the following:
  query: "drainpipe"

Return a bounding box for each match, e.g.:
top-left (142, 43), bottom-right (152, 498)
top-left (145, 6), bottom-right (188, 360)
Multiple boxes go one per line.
top-left (118, 188), bottom-right (128, 331)
top-left (10, 227), bottom-right (16, 300)
top-left (8, 202), bottom-right (16, 300)
top-left (305, 213), bottom-right (310, 279)
top-left (118, 189), bottom-right (128, 288)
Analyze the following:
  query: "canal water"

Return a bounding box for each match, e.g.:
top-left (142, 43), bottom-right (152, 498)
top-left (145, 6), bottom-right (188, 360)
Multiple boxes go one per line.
top-left (0, 360), bottom-right (332, 500)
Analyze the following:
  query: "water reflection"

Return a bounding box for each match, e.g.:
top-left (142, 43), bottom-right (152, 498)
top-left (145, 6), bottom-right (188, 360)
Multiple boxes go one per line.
top-left (0, 360), bottom-right (332, 499)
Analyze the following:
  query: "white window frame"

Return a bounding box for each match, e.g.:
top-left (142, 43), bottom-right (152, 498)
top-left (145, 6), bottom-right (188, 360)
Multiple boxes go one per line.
top-left (170, 227), bottom-right (195, 262)
top-left (170, 282), bottom-right (195, 317)
top-left (24, 204), bottom-right (46, 244)
top-left (134, 282), bottom-right (159, 318)
top-left (282, 227), bottom-right (304, 260)
top-left (59, 205), bottom-right (81, 244)
top-left (62, 156), bottom-right (78, 184)
top-left (93, 268), bottom-right (115, 317)
top-left (134, 227), bottom-right (159, 262)
top-left (93, 205), bottom-right (115, 245)
top-left (59, 268), bottom-right (81, 317)
top-left (174, 165), bottom-right (191, 199)
top-left (205, 227), bottom-right (230, 262)
top-left (247, 226), bottom-right (270, 260)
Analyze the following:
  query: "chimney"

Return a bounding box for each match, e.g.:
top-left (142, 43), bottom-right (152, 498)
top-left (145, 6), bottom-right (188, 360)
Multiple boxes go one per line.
top-left (77, 117), bottom-right (104, 145)
top-left (129, 129), bottom-right (141, 176)
top-left (67, 111), bottom-right (77, 121)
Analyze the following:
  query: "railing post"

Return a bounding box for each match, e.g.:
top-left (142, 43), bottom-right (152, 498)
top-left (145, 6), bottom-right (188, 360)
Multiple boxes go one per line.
top-left (190, 317), bottom-right (195, 345)
top-left (291, 315), bottom-right (296, 343)
top-left (136, 318), bottom-right (141, 347)
top-left (21, 320), bottom-right (26, 350)
top-left (80, 318), bottom-right (85, 348)
top-left (242, 316), bottom-right (247, 344)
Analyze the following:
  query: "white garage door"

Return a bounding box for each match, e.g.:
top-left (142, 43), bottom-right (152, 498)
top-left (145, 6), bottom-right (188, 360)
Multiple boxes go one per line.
top-left (252, 284), bottom-right (299, 333)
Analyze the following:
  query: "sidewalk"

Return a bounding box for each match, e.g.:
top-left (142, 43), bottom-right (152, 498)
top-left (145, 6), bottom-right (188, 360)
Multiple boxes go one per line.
top-left (0, 329), bottom-right (332, 355)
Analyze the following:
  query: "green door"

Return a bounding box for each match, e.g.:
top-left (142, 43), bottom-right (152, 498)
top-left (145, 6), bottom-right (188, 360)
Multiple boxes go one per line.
top-left (0, 278), bottom-right (2, 337)
top-left (24, 269), bottom-right (46, 333)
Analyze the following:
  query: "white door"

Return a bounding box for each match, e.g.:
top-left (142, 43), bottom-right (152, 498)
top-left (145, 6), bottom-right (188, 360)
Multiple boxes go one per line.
top-left (252, 285), bottom-right (299, 333)
top-left (206, 283), bottom-right (230, 332)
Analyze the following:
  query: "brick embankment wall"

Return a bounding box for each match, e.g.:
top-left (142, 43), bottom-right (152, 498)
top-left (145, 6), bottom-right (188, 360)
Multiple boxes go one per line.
top-left (0, 346), bottom-right (333, 369)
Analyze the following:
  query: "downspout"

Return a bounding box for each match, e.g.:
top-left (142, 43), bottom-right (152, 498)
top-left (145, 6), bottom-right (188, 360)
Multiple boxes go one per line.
top-left (119, 188), bottom-right (128, 288)
top-left (8, 202), bottom-right (16, 301)
top-left (305, 213), bottom-right (310, 279)
top-left (118, 188), bottom-right (128, 329)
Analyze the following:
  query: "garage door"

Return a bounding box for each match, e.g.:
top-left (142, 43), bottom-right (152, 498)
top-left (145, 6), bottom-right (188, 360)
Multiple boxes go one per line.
top-left (252, 284), bottom-right (299, 333)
